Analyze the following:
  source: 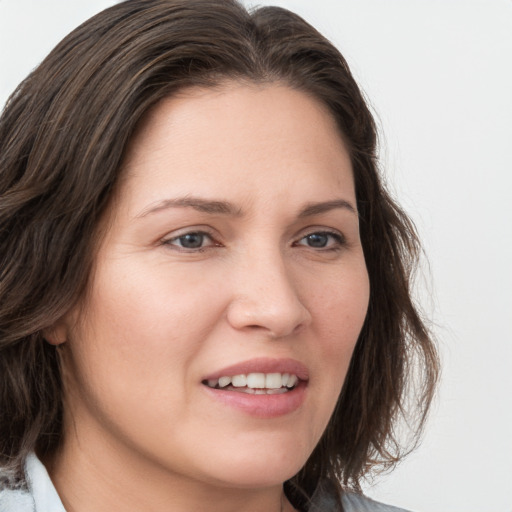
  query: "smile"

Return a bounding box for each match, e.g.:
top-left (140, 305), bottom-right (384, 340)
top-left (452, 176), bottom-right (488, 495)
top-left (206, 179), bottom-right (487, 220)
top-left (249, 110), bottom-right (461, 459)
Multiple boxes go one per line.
top-left (204, 372), bottom-right (299, 394)
top-left (201, 358), bottom-right (309, 417)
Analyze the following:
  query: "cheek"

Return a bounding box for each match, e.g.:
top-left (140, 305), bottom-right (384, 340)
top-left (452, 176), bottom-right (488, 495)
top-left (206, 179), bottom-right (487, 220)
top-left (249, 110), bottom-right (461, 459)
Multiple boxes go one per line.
top-left (87, 256), bottom-right (225, 343)
top-left (65, 261), bottom-right (228, 412)
top-left (303, 262), bottom-right (369, 431)
top-left (310, 263), bottom-right (369, 351)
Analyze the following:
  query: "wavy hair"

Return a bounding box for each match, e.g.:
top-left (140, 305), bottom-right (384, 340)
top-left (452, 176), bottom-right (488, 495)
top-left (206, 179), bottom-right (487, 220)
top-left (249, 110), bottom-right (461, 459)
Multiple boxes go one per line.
top-left (0, 0), bottom-right (438, 508)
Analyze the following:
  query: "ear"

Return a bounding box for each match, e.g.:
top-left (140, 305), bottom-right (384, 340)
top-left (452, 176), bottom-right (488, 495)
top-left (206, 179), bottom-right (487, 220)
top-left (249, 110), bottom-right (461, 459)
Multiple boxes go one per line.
top-left (42, 320), bottom-right (69, 346)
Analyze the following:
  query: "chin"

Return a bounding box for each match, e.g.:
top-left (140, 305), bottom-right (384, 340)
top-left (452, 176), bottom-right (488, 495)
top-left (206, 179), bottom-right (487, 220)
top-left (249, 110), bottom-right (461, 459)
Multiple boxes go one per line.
top-left (210, 463), bottom-right (301, 489)
top-left (193, 437), bottom-right (310, 489)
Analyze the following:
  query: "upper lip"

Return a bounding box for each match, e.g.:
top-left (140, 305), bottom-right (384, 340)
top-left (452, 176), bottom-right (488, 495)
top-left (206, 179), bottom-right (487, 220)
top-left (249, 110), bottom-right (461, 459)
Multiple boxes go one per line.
top-left (203, 357), bottom-right (309, 382)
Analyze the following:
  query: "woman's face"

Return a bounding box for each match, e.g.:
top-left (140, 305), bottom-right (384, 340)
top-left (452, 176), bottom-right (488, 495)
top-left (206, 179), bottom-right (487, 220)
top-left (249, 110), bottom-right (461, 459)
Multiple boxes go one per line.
top-left (58, 83), bottom-right (369, 489)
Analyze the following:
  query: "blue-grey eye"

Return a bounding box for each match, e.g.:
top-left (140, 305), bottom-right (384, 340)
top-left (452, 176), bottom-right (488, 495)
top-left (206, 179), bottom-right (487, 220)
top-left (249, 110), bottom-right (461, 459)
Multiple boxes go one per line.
top-left (304, 233), bottom-right (329, 248)
top-left (176, 233), bottom-right (206, 249)
top-left (296, 231), bottom-right (344, 250)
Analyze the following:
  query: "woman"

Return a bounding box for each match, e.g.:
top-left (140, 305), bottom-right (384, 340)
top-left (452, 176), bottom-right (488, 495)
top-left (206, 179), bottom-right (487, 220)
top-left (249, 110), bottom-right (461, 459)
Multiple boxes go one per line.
top-left (0, 1), bottom-right (439, 511)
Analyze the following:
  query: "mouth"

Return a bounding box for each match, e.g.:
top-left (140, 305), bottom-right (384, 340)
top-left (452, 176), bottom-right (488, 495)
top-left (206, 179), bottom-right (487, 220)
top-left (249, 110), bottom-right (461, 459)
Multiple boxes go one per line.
top-left (202, 372), bottom-right (299, 395)
top-left (201, 358), bottom-right (308, 418)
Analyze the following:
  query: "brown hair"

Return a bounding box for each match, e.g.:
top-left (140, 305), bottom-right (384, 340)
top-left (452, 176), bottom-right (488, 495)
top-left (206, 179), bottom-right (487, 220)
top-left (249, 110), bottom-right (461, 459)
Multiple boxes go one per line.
top-left (0, 0), bottom-right (438, 507)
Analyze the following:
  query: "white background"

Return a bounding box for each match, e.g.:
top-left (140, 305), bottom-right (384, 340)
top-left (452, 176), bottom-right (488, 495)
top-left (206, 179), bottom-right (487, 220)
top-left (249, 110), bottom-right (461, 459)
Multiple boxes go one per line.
top-left (1, 1), bottom-right (511, 511)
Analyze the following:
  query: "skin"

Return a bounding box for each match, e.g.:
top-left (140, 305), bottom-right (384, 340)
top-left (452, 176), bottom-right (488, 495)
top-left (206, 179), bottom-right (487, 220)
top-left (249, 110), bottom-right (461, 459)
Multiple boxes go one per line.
top-left (48, 82), bottom-right (370, 512)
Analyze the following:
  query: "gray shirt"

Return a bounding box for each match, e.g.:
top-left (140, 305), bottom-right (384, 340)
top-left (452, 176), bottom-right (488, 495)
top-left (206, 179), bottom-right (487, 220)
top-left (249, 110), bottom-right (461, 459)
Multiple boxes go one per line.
top-left (0, 454), bottom-right (411, 512)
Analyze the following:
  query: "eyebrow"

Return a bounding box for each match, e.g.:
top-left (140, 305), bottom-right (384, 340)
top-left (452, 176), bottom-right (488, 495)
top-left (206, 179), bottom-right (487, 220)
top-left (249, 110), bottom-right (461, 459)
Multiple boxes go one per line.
top-left (136, 196), bottom-right (242, 218)
top-left (136, 196), bottom-right (357, 218)
top-left (298, 199), bottom-right (357, 217)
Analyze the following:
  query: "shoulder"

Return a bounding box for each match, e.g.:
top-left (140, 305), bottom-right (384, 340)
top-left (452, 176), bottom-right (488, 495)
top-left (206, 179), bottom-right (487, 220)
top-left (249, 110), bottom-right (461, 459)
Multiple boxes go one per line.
top-left (0, 462), bottom-right (34, 512)
top-left (308, 479), bottom-right (412, 512)
top-left (0, 453), bottom-right (65, 512)
top-left (342, 492), bottom-right (413, 512)
top-left (0, 487), bottom-right (35, 512)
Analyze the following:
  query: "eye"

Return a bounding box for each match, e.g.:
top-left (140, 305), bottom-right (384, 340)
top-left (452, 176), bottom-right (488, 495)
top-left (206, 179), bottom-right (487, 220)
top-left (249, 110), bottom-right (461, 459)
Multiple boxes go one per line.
top-left (163, 231), bottom-right (216, 251)
top-left (295, 231), bottom-right (345, 250)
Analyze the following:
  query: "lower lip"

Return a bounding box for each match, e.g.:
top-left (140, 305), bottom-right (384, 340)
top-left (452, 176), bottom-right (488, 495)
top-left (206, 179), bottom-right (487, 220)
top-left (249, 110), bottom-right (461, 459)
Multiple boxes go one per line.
top-left (202, 381), bottom-right (307, 418)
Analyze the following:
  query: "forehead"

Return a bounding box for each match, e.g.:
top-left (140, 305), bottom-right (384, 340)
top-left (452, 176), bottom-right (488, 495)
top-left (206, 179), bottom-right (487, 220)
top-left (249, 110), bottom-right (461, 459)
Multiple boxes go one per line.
top-left (127, 81), bottom-right (347, 161)
top-left (118, 82), bottom-right (354, 215)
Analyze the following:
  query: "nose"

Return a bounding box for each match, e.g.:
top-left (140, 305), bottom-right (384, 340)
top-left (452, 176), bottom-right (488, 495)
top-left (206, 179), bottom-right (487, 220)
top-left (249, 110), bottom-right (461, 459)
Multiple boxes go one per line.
top-left (226, 250), bottom-right (312, 339)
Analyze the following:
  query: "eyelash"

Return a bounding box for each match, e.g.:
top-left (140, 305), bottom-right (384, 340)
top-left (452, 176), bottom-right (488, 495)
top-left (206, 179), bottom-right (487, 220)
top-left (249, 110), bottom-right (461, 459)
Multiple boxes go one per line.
top-left (161, 229), bottom-right (346, 252)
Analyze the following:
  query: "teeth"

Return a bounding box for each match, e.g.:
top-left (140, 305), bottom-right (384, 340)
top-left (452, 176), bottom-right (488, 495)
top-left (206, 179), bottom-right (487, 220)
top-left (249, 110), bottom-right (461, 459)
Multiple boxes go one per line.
top-left (246, 373), bottom-right (265, 388)
top-left (218, 376), bottom-right (231, 388)
top-left (205, 372), bottom-right (299, 390)
top-left (265, 373), bottom-right (283, 389)
top-left (286, 374), bottom-right (298, 388)
top-left (233, 387), bottom-right (289, 395)
top-left (231, 374), bottom-right (247, 387)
